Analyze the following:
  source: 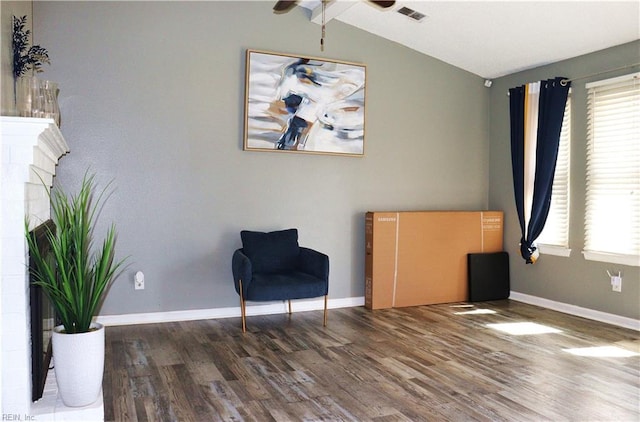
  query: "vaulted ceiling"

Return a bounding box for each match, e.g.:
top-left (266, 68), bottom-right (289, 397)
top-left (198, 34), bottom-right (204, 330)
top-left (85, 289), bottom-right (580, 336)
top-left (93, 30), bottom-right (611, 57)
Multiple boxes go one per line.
top-left (293, 1), bottom-right (640, 79)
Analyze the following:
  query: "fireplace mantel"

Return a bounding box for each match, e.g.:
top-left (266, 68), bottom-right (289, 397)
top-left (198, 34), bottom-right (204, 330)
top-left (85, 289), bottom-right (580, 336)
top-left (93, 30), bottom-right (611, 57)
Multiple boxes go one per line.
top-left (1, 116), bottom-right (68, 416)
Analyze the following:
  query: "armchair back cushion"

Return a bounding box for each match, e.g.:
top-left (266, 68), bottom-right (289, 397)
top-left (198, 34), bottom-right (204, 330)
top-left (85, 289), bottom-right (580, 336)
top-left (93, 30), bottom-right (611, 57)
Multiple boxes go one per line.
top-left (241, 228), bottom-right (300, 273)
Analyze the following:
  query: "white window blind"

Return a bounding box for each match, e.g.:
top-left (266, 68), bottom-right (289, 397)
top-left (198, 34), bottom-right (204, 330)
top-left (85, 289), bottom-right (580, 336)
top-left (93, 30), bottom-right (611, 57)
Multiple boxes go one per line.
top-left (537, 95), bottom-right (571, 254)
top-left (584, 72), bottom-right (640, 266)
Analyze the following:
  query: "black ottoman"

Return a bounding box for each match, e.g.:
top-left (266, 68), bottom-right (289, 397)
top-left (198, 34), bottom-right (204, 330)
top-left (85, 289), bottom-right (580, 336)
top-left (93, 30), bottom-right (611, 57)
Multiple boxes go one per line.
top-left (467, 251), bottom-right (510, 302)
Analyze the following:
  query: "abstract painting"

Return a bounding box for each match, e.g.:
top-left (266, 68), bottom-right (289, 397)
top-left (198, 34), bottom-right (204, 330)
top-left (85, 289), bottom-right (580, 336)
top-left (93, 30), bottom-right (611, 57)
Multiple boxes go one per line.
top-left (244, 50), bottom-right (366, 156)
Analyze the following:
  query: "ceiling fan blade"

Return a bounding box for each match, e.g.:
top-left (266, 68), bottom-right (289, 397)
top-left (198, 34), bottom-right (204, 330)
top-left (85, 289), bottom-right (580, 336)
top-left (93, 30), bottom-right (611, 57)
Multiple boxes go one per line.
top-left (273, 0), bottom-right (299, 13)
top-left (369, 0), bottom-right (396, 8)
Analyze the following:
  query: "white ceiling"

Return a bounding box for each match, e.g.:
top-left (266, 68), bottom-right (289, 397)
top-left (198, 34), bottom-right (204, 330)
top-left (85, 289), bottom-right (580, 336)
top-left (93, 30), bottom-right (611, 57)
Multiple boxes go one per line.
top-left (297, 0), bottom-right (640, 79)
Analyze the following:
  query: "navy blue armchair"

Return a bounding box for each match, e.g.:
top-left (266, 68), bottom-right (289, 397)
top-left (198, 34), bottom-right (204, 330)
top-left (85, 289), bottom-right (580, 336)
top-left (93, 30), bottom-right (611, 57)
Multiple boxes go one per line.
top-left (232, 228), bottom-right (329, 332)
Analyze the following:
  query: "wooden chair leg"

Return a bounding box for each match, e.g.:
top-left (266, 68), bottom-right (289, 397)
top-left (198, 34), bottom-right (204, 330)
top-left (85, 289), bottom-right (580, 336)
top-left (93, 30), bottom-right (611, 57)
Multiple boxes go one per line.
top-left (288, 299), bottom-right (292, 314)
top-left (323, 295), bottom-right (328, 327)
top-left (239, 280), bottom-right (246, 333)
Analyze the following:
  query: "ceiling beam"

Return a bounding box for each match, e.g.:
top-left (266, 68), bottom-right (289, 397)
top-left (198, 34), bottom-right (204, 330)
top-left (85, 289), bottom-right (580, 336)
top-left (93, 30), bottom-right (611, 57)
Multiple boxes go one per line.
top-left (309, 0), bottom-right (358, 25)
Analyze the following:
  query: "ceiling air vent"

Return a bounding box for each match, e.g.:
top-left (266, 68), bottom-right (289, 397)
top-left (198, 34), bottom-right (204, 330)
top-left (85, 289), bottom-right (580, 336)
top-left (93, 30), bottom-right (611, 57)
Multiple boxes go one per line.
top-left (397, 6), bottom-right (427, 22)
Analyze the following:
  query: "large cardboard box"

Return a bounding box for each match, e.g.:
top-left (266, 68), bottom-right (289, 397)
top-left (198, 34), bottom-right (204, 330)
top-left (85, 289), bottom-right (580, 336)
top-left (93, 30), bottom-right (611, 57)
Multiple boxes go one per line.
top-left (365, 211), bottom-right (503, 309)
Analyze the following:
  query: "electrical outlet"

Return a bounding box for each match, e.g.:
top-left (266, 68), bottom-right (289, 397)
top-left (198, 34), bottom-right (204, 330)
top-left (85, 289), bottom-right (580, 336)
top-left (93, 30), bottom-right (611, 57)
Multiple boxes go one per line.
top-left (134, 271), bottom-right (145, 290)
top-left (611, 275), bottom-right (622, 292)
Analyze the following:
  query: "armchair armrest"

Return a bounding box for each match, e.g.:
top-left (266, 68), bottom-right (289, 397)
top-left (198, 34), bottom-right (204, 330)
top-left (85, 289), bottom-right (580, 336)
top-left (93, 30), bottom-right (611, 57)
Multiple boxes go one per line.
top-left (232, 249), bottom-right (252, 295)
top-left (298, 247), bottom-right (329, 282)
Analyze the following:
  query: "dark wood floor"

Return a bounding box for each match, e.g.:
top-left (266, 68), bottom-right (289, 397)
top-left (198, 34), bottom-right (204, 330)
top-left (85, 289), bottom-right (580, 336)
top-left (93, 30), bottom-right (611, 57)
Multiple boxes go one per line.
top-left (103, 300), bottom-right (640, 421)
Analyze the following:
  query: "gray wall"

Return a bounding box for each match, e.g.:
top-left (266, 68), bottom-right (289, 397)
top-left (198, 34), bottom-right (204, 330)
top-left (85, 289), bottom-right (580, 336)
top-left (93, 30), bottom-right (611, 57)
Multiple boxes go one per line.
top-left (489, 41), bottom-right (640, 320)
top-left (33, 1), bottom-right (490, 316)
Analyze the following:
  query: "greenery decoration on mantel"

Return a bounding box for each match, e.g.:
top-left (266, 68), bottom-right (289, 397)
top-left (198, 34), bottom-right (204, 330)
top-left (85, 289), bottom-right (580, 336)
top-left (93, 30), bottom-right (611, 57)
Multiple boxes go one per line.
top-left (12, 15), bottom-right (50, 78)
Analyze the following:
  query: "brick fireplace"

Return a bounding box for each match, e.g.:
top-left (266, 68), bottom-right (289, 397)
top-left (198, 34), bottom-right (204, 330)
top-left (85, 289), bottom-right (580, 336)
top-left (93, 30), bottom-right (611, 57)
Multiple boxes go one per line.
top-left (0, 116), bottom-right (68, 416)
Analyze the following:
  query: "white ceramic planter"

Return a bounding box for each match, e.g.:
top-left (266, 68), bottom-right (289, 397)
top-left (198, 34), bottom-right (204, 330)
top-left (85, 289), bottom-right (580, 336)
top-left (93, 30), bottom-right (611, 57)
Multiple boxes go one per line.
top-left (52, 322), bottom-right (105, 407)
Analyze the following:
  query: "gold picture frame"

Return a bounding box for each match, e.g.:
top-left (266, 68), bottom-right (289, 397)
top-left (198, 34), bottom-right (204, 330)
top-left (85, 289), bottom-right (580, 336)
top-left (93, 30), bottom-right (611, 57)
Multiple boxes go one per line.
top-left (243, 49), bottom-right (366, 157)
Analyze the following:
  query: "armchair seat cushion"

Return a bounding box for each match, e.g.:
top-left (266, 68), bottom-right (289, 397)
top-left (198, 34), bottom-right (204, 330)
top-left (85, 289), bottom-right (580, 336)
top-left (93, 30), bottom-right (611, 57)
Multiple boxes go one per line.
top-left (248, 271), bottom-right (327, 301)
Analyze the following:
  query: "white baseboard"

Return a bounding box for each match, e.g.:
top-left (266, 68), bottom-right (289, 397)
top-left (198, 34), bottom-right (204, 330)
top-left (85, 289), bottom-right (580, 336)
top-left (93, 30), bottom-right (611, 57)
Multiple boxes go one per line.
top-left (97, 296), bottom-right (365, 327)
top-left (510, 291), bottom-right (640, 331)
top-left (98, 292), bottom-right (639, 332)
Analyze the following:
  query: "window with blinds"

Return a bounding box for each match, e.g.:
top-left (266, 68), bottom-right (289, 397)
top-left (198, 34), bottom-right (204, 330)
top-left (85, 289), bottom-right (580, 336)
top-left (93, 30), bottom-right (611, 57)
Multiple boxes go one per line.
top-left (584, 72), bottom-right (640, 266)
top-left (537, 95), bottom-right (571, 255)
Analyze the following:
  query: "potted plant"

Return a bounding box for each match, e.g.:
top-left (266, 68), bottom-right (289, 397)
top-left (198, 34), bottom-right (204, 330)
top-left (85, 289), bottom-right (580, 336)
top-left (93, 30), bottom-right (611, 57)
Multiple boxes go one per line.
top-left (26, 173), bottom-right (127, 407)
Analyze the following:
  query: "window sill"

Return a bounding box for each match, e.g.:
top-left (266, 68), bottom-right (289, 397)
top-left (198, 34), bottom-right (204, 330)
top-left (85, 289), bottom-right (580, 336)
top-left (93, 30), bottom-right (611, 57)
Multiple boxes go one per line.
top-left (582, 251), bottom-right (640, 267)
top-left (538, 244), bottom-right (571, 257)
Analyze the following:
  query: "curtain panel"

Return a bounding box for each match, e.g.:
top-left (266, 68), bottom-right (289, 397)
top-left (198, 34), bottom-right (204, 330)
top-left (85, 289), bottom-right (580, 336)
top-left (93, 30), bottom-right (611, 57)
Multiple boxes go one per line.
top-left (509, 77), bottom-right (570, 264)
